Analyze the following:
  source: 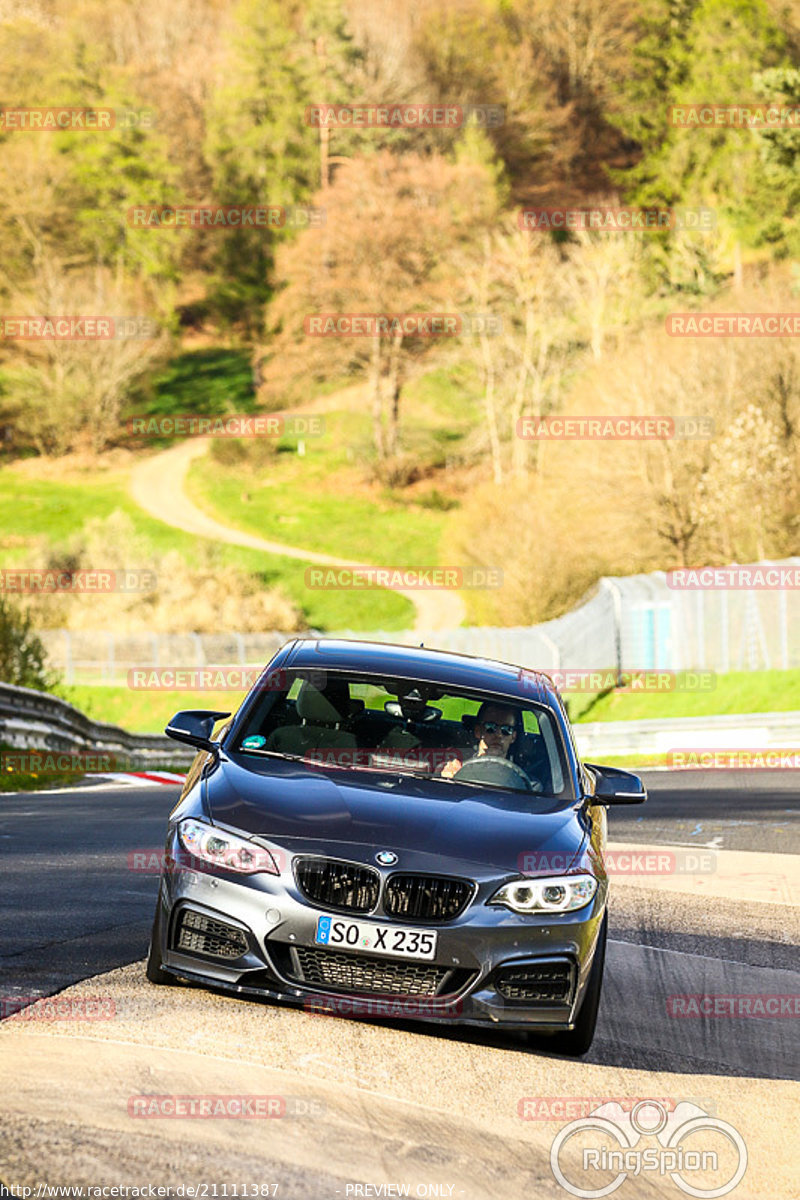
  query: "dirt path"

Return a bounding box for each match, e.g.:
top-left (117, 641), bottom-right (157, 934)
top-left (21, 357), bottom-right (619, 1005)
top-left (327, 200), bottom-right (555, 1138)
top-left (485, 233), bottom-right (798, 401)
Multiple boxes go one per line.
top-left (128, 390), bottom-right (466, 632)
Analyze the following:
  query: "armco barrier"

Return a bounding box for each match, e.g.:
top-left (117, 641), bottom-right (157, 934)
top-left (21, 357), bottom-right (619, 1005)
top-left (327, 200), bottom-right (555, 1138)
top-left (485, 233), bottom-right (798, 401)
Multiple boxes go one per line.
top-left (2, 682), bottom-right (797, 773)
top-left (0, 681), bottom-right (195, 769)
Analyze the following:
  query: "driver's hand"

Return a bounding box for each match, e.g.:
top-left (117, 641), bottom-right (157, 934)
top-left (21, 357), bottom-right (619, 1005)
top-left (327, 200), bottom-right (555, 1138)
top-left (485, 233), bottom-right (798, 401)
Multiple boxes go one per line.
top-left (439, 756), bottom-right (463, 779)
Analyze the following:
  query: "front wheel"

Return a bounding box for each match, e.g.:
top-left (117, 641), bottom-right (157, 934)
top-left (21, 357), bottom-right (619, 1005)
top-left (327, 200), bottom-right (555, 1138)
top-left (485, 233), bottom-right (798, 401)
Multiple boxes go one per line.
top-left (520, 912), bottom-right (607, 1057)
top-left (548, 911), bottom-right (607, 1056)
top-left (145, 897), bottom-right (176, 986)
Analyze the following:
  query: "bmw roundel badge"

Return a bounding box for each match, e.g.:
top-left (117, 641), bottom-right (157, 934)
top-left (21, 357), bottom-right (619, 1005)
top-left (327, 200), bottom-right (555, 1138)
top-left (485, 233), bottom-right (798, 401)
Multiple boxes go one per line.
top-left (375, 850), bottom-right (398, 866)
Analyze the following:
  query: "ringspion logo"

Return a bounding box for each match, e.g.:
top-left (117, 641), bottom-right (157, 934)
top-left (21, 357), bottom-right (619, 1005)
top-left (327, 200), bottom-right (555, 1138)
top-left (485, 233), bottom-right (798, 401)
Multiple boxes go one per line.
top-left (550, 1100), bottom-right (747, 1198)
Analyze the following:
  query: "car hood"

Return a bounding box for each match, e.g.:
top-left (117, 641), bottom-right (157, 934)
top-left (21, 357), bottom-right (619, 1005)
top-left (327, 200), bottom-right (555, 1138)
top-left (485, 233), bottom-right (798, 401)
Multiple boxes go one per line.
top-left (205, 754), bottom-right (586, 875)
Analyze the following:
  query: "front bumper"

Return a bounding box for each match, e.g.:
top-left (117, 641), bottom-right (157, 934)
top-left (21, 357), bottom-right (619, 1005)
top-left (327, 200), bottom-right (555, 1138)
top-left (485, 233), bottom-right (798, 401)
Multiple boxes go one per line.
top-left (156, 850), bottom-right (606, 1032)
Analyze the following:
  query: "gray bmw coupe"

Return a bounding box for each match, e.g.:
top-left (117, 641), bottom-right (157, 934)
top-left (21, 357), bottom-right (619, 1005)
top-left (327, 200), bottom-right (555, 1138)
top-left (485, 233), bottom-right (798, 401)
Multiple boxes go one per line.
top-left (147, 639), bottom-right (645, 1055)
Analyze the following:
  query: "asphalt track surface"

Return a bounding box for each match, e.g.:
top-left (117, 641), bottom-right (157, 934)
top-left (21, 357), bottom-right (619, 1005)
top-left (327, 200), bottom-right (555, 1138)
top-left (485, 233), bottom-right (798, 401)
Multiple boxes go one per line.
top-left (1, 768), bottom-right (798, 1197)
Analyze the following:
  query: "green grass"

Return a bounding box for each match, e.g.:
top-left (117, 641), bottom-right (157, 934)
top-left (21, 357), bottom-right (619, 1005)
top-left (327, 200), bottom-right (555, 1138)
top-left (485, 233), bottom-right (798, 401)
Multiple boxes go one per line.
top-left (16, 664), bottom-right (800, 740)
top-left (0, 743), bottom-right (85, 793)
top-left (575, 669), bottom-right (800, 722)
top-left (65, 685), bottom-right (246, 734)
top-left (186, 413), bottom-right (450, 567)
top-left (0, 465), bottom-right (412, 630)
top-left (0, 355), bottom-right (480, 633)
top-left (124, 347), bottom-right (259, 449)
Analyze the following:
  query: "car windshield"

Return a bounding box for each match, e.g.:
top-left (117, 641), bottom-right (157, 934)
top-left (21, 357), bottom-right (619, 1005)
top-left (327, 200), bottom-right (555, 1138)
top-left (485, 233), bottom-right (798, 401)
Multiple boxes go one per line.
top-left (230, 668), bottom-right (572, 797)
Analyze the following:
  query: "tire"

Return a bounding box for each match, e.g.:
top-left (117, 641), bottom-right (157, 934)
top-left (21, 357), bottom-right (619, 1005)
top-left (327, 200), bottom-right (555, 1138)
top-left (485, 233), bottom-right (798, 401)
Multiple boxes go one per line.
top-left (145, 898), bottom-right (176, 986)
top-left (543, 911), bottom-right (607, 1057)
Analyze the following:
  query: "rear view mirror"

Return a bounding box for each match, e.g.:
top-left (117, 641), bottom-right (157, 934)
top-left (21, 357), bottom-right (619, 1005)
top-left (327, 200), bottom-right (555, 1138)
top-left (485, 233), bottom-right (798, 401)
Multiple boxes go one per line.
top-left (165, 709), bottom-right (231, 753)
top-left (584, 762), bottom-right (647, 805)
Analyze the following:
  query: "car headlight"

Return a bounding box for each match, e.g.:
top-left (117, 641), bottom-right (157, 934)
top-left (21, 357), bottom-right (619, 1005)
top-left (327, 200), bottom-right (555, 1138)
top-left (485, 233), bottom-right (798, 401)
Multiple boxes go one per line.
top-left (177, 818), bottom-right (279, 875)
top-left (489, 873), bottom-right (597, 913)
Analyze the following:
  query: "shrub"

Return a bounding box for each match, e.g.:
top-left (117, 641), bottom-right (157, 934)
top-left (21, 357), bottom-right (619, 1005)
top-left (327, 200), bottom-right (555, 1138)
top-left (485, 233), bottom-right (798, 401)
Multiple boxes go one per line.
top-left (0, 599), bottom-right (55, 691)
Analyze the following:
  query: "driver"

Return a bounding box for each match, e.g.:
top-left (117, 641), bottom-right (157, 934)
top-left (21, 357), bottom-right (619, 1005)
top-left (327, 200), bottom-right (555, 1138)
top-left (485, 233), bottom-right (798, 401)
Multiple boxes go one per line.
top-left (439, 702), bottom-right (518, 779)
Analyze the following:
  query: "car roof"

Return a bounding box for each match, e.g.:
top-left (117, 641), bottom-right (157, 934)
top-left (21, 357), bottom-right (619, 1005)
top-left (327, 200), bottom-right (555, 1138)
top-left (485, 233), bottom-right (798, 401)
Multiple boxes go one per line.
top-left (281, 637), bottom-right (562, 709)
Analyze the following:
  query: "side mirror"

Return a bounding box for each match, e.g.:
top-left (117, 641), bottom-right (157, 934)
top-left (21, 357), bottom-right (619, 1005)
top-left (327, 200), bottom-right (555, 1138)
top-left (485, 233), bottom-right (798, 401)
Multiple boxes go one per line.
top-left (165, 709), bottom-right (231, 753)
top-left (584, 762), bottom-right (647, 805)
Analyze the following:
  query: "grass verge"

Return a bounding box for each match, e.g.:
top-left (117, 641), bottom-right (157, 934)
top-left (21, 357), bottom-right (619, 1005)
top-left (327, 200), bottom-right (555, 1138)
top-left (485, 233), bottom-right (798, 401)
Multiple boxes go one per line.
top-left (0, 464), bottom-right (413, 630)
top-left (575, 669), bottom-right (800, 722)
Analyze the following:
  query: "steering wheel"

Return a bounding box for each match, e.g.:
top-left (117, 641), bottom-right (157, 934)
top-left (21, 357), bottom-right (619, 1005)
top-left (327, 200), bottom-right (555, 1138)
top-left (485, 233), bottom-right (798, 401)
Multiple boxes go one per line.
top-left (452, 754), bottom-right (541, 792)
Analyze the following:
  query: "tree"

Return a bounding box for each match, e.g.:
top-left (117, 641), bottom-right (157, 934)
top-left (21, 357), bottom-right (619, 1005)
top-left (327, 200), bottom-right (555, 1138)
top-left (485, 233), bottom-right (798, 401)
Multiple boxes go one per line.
top-left (0, 598), bottom-right (54, 692)
top-left (451, 219), bottom-right (575, 482)
top-left (610, 0), bottom-right (794, 267)
top-left (204, 0), bottom-right (360, 327)
top-left (1, 262), bottom-right (171, 455)
top-left (260, 150), bottom-right (499, 462)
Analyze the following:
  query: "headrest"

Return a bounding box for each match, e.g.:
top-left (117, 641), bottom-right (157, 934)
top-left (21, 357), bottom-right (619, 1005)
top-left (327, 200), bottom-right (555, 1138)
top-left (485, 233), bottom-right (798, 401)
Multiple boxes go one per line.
top-left (296, 682), bottom-right (348, 724)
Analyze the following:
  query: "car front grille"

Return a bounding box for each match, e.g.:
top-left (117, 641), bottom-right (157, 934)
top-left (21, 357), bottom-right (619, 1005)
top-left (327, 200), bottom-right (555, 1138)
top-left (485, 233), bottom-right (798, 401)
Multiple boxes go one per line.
top-left (289, 946), bottom-right (451, 996)
top-left (173, 909), bottom-right (249, 960)
top-left (493, 959), bottom-right (575, 1004)
top-left (295, 857), bottom-right (380, 914)
top-left (384, 874), bottom-right (473, 922)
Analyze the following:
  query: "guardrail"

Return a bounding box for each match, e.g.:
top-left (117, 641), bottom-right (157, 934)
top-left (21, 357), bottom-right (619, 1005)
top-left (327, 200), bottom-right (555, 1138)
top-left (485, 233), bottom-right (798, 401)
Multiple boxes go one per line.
top-left (0, 681), bottom-right (195, 769)
top-left (3, 679), bottom-right (797, 776)
top-left (574, 711), bottom-right (800, 759)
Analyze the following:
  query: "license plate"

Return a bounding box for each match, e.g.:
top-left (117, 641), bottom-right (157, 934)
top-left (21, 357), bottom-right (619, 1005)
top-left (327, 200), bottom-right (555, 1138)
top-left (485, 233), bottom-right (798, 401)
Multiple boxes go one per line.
top-left (315, 915), bottom-right (437, 960)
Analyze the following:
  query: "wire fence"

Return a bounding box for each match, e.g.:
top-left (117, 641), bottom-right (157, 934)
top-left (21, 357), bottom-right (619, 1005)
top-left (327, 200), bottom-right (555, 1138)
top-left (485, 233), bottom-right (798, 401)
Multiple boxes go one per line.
top-left (39, 558), bottom-right (800, 686)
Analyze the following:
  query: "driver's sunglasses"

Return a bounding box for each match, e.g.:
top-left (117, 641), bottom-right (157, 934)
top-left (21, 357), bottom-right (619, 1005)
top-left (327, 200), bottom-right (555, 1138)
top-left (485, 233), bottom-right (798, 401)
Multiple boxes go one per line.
top-left (481, 721), bottom-right (515, 736)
